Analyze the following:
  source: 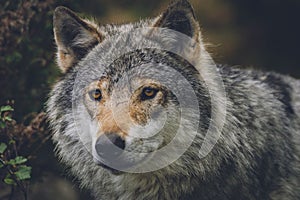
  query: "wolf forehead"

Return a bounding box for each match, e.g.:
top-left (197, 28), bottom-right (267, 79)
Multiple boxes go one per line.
top-left (73, 48), bottom-right (200, 91)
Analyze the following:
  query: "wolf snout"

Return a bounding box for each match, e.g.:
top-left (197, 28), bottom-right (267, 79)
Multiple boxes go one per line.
top-left (95, 133), bottom-right (125, 160)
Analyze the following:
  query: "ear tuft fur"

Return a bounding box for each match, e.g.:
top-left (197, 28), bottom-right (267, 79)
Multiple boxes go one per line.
top-left (153, 0), bottom-right (200, 40)
top-left (53, 6), bottom-right (104, 73)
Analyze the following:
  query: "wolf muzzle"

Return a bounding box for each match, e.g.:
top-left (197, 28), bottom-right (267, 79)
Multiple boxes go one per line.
top-left (95, 133), bottom-right (125, 160)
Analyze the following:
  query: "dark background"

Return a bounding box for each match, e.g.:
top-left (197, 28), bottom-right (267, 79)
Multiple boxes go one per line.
top-left (0, 0), bottom-right (299, 199)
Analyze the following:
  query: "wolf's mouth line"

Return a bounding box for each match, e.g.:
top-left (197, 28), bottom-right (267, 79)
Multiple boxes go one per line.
top-left (93, 148), bottom-right (154, 171)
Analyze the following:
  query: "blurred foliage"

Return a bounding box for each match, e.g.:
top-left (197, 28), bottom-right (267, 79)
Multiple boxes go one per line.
top-left (0, 105), bottom-right (31, 200)
top-left (0, 104), bottom-right (56, 200)
top-left (0, 0), bottom-right (299, 199)
top-left (0, 0), bottom-right (59, 121)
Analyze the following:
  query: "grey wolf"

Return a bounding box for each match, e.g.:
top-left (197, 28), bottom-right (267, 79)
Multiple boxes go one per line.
top-left (46, 0), bottom-right (300, 199)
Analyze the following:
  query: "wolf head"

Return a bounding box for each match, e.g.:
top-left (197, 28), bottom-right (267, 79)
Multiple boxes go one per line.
top-left (48, 0), bottom-right (220, 176)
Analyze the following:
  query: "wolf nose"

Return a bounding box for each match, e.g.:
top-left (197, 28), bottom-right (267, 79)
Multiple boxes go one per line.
top-left (95, 133), bottom-right (125, 159)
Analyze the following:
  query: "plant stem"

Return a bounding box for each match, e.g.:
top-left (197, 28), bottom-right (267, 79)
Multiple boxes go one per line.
top-left (9, 185), bottom-right (14, 200)
top-left (0, 158), bottom-right (28, 200)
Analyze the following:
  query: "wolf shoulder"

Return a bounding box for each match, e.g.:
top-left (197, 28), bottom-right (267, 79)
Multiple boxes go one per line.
top-left (217, 65), bottom-right (300, 119)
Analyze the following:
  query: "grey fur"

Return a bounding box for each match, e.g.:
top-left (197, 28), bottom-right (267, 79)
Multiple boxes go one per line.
top-left (46, 0), bottom-right (300, 199)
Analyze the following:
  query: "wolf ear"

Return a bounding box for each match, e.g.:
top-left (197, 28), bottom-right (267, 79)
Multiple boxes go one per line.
top-left (53, 7), bottom-right (104, 73)
top-left (153, 0), bottom-right (200, 40)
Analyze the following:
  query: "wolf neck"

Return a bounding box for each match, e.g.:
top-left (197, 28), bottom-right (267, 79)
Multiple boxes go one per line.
top-left (101, 171), bottom-right (196, 200)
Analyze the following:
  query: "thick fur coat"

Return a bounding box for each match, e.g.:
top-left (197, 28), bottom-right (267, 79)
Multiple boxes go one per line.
top-left (47, 0), bottom-right (300, 199)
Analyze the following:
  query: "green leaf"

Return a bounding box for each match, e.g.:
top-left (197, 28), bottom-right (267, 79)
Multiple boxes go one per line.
top-left (0, 106), bottom-right (14, 112)
top-left (4, 178), bottom-right (15, 185)
top-left (14, 156), bottom-right (28, 165)
top-left (0, 163), bottom-right (3, 168)
top-left (9, 140), bottom-right (15, 145)
top-left (7, 156), bottom-right (27, 165)
top-left (4, 116), bottom-right (12, 121)
top-left (15, 165), bottom-right (32, 180)
top-left (0, 143), bottom-right (7, 154)
top-left (7, 159), bottom-right (15, 165)
top-left (0, 121), bottom-right (6, 129)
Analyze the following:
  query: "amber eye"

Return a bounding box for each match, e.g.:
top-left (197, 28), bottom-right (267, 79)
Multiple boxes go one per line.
top-left (88, 89), bottom-right (102, 101)
top-left (141, 87), bottom-right (158, 100)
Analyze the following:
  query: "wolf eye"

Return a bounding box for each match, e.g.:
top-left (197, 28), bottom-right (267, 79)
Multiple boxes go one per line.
top-left (141, 87), bottom-right (158, 100)
top-left (89, 89), bottom-right (102, 101)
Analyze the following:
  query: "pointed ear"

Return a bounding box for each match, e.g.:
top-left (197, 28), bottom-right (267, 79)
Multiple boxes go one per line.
top-left (153, 0), bottom-right (200, 40)
top-left (53, 6), bottom-right (104, 73)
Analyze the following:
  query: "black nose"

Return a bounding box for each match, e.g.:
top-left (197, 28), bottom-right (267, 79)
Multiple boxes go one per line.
top-left (95, 133), bottom-right (125, 159)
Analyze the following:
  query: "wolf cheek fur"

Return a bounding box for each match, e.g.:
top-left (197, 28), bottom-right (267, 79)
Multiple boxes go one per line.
top-left (46, 0), bottom-right (300, 199)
